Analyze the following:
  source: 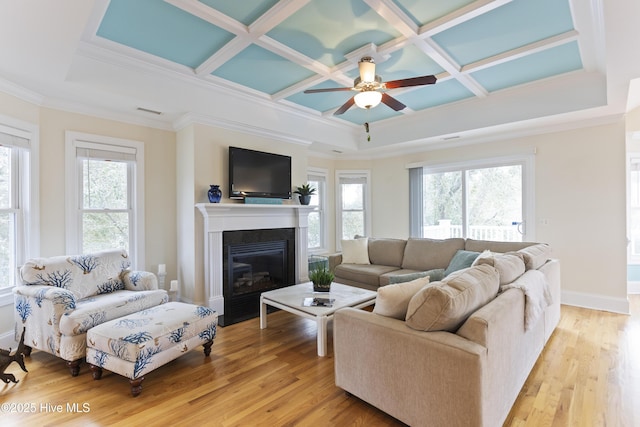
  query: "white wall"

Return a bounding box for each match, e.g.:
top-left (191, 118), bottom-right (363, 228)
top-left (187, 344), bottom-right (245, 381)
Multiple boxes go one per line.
top-left (176, 123), bottom-right (311, 305)
top-left (0, 93), bottom-right (177, 345)
top-left (353, 121), bottom-right (629, 312)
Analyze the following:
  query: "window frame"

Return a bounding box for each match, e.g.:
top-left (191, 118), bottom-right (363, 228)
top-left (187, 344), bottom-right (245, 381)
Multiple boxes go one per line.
top-left (65, 131), bottom-right (145, 268)
top-left (306, 167), bottom-right (328, 254)
top-left (408, 154), bottom-right (535, 241)
top-left (0, 116), bottom-right (39, 306)
top-left (335, 169), bottom-right (371, 250)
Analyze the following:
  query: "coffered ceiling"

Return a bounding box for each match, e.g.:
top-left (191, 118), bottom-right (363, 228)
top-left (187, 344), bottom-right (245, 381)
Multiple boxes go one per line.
top-left (1, 0), bottom-right (639, 154)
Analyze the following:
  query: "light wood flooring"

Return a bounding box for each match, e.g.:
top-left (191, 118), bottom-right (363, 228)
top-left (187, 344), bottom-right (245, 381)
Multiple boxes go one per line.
top-left (1, 296), bottom-right (639, 427)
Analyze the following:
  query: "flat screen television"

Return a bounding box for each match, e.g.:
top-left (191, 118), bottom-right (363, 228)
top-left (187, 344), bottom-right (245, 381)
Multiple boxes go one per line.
top-left (228, 146), bottom-right (292, 199)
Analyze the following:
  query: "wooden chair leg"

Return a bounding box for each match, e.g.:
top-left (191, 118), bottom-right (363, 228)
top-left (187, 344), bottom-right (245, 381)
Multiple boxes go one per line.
top-left (130, 377), bottom-right (144, 397)
top-left (89, 364), bottom-right (103, 380)
top-left (203, 340), bottom-right (213, 357)
top-left (66, 359), bottom-right (81, 377)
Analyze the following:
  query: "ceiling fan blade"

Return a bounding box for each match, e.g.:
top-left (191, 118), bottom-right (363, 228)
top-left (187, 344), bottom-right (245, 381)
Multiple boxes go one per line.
top-left (304, 87), bottom-right (353, 93)
top-left (334, 97), bottom-right (355, 115)
top-left (384, 75), bottom-right (437, 89)
top-left (381, 93), bottom-right (406, 111)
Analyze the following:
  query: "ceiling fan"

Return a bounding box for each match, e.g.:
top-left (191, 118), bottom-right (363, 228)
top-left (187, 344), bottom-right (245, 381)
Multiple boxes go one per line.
top-left (303, 56), bottom-right (437, 115)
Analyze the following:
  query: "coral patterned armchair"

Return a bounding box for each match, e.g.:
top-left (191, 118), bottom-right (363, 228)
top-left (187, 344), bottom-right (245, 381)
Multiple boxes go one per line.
top-left (13, 249), bottom-right (168, 376)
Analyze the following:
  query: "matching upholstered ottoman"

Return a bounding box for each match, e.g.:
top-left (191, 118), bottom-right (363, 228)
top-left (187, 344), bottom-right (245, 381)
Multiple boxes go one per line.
top-left (86, 302), bottom-right (217, 396)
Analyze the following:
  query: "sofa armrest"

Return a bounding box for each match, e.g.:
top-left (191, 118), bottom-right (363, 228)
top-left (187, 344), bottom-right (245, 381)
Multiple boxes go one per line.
top-left (327, 253), bottom-right (342, 273)
top-left (13, 285), bottom-right (77, 308)
top-left (13, 285), bottom-right (77, 339)
top-left (122, 270), bottom-right (158, 291)
top-left (334, 308), bottom-right (486, 427)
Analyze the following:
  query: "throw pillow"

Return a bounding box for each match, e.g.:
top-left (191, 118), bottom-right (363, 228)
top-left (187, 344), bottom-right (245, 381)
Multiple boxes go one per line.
top-left (405, 264), bottom-right (500, 332)
top-left (341, 238), bottom-right (370, 264)
top-left (388, 271), bottom-right (430, 284)
top-left (373, 276), bottom-right (431, 320)
top-left (474, 252), bottom-right (526, 285)
top-left (517, 243), bottom-right (551, 270)
top-left (444, 250), bottom-right (480, 276)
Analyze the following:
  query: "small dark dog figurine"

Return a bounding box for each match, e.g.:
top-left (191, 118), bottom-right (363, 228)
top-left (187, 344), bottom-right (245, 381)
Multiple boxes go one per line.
top-left (0, 328), bottom-right (28, 384)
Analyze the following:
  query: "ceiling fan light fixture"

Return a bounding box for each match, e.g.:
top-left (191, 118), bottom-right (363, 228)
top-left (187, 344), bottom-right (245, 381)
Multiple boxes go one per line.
top-left (358, 57), bottom-right (376, 83)
top-left (354, 90), bottom-right (382, 109)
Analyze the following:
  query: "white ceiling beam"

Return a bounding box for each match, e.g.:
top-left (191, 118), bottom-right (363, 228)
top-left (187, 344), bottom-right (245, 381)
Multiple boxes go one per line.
top-left (363, 0), bottom-right (418, 38)
top-left (568, 0), bottom-right (605, 73)
top-left (164, 0), bottom-right (248, 36)
top-left (195, 38), bottom-right (252, 76)
top-left (249, 0), bottom-right (311, 38)
top-left (420, 0), bottom-right (513, 37)
top-left (462, 30), bottom-right (580, 74)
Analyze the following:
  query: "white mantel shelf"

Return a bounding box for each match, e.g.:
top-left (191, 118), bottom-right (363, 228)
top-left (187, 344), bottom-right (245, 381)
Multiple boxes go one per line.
top-left (196, 203), bottom-right (315, 315)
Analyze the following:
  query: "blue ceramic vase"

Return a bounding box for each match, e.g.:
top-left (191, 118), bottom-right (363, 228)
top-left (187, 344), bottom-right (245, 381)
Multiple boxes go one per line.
top-left (208, 185), bottom-right (222, 203)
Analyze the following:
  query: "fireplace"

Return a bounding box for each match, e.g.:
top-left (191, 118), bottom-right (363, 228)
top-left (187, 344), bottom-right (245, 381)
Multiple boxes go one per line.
top-left (196, 203), bottom-right (314, 326)
top-left (222, 228), bottom-right (295, 326)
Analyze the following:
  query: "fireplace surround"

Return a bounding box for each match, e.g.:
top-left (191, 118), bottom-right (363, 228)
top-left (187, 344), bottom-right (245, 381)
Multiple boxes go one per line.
top-left (196, 203), bottom-right (314, 325)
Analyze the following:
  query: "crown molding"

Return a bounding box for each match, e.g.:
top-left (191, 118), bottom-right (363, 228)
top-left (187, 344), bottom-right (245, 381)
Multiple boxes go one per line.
top-left (173, 112), bottom-right (312, 146)
top-left (0, 77), bottom-right (44, 105)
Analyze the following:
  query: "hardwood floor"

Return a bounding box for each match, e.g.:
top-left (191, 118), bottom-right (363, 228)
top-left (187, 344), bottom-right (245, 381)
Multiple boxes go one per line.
top-left (2, 296), bottom-right (639, 426)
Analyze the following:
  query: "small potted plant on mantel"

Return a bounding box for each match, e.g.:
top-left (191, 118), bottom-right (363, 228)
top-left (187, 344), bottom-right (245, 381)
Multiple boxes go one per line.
top-left (294, 183), bottom-right (316, 205)
top-left (309, 266), bottom-right (334, 292)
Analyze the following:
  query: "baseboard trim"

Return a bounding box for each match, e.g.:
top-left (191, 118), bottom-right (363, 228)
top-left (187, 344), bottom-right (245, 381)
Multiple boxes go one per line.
top-left (561, 290), bottom-right (630, 314)
top-left (627, 281), bottom-right (640, 294)
top-left (0, 329), bottom-right (17, 349)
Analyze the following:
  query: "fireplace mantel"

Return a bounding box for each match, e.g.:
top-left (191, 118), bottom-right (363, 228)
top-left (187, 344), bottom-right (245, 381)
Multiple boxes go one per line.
top-left (196, 203), bottom-right (315, 315)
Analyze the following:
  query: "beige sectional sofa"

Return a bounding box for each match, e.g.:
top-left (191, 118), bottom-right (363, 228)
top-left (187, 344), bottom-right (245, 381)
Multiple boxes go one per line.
top-left (331, 237), bottom-right (560, 427)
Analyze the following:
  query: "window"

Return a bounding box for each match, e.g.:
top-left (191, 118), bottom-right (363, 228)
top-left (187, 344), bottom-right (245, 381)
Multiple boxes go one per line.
top-left (66, 132), bottom-right (144, 267)
top-left (307, 168), bottom-right (327, 253)
top-left (409, 156), bottom-right (534, 242)
top-left (0, 119), bottom-right (38, 300)
top-left (628, 156), bottom-right (640, 263)
top-left (336, 170), bottom-right (371, 246)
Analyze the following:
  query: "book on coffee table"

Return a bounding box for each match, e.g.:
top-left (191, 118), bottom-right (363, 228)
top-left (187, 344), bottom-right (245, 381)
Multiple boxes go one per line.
top-left (302, 297), bottom-right (335, 307)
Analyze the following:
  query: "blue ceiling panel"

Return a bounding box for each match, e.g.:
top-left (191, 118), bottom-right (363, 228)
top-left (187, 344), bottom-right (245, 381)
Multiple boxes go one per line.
top-left (392, 0), bottom-right (476, 27)
top-left (97, 0), bottom-right (234, 69)
top-left (266, 0), bottom-right (401, 67)
top-left (432, 0), bottom-right (574, 66)
top-left (91, 0), bottom-right (591, 127)
top-left (471, 41), bottom-right (583, 92)
top-left (286, 80), bottom-right (354, 112)
top-left (346, 45), bottom-right (445, 81)
top-left (198, 0), bottom-right (279, 26)
top-left (394, 79), bottom-right (474, 111)
top-left (212, 45), bottom-right (316, 94)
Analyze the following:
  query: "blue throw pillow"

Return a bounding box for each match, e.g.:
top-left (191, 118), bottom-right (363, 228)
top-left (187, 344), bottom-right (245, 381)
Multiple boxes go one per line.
top-left (444, 250), bottom-right (480, 276)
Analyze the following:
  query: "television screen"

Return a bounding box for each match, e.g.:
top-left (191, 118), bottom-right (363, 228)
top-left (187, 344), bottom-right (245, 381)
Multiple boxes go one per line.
top-left (229, 147), bottom-right (292, 199)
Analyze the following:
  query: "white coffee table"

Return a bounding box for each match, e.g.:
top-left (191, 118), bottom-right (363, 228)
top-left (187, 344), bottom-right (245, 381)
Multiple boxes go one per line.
top-left (260, 282), bottom-right (377, 356)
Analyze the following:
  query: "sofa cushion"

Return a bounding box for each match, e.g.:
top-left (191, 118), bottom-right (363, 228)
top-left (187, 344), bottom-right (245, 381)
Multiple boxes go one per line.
top-left (388, 271), bottom-right (430, 284)
top-left (373, 276), bottom-right (431, 320)
top-left (20, 249), bottom-right (130, 300)
top-left (517, 243), bottom-right (551, 270)
top-left (334, 264), bottom-right (399, 288)
top-left (341, 238), bottom-right (370, 264)
top-left (59, 289), bottom-right (168, 336)
top-left (444, 250), bottom-right (480, 276)
top-left (474, 252), bottom-right (526, 285)
top-left (464, 239), bottom-right (534, 253)
top-left (401, 238), bottom-right (465, 271)
top-left (405, 264), bottom-right (500, 332)
top-left (367, 238), bottom-right (407, 268)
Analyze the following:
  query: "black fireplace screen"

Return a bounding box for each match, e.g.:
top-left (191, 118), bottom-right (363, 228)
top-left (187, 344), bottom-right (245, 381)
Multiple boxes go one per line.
top-left (228, 241), bottom-right (286, 297)
top-left (221, 228), bottom-right (295, 326)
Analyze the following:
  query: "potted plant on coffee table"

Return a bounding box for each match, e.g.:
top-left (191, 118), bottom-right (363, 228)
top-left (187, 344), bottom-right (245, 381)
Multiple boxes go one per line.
top-left (294, 184), bottom-right (316, 205)
top-left (309, 266), bottom-right (334, 292)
